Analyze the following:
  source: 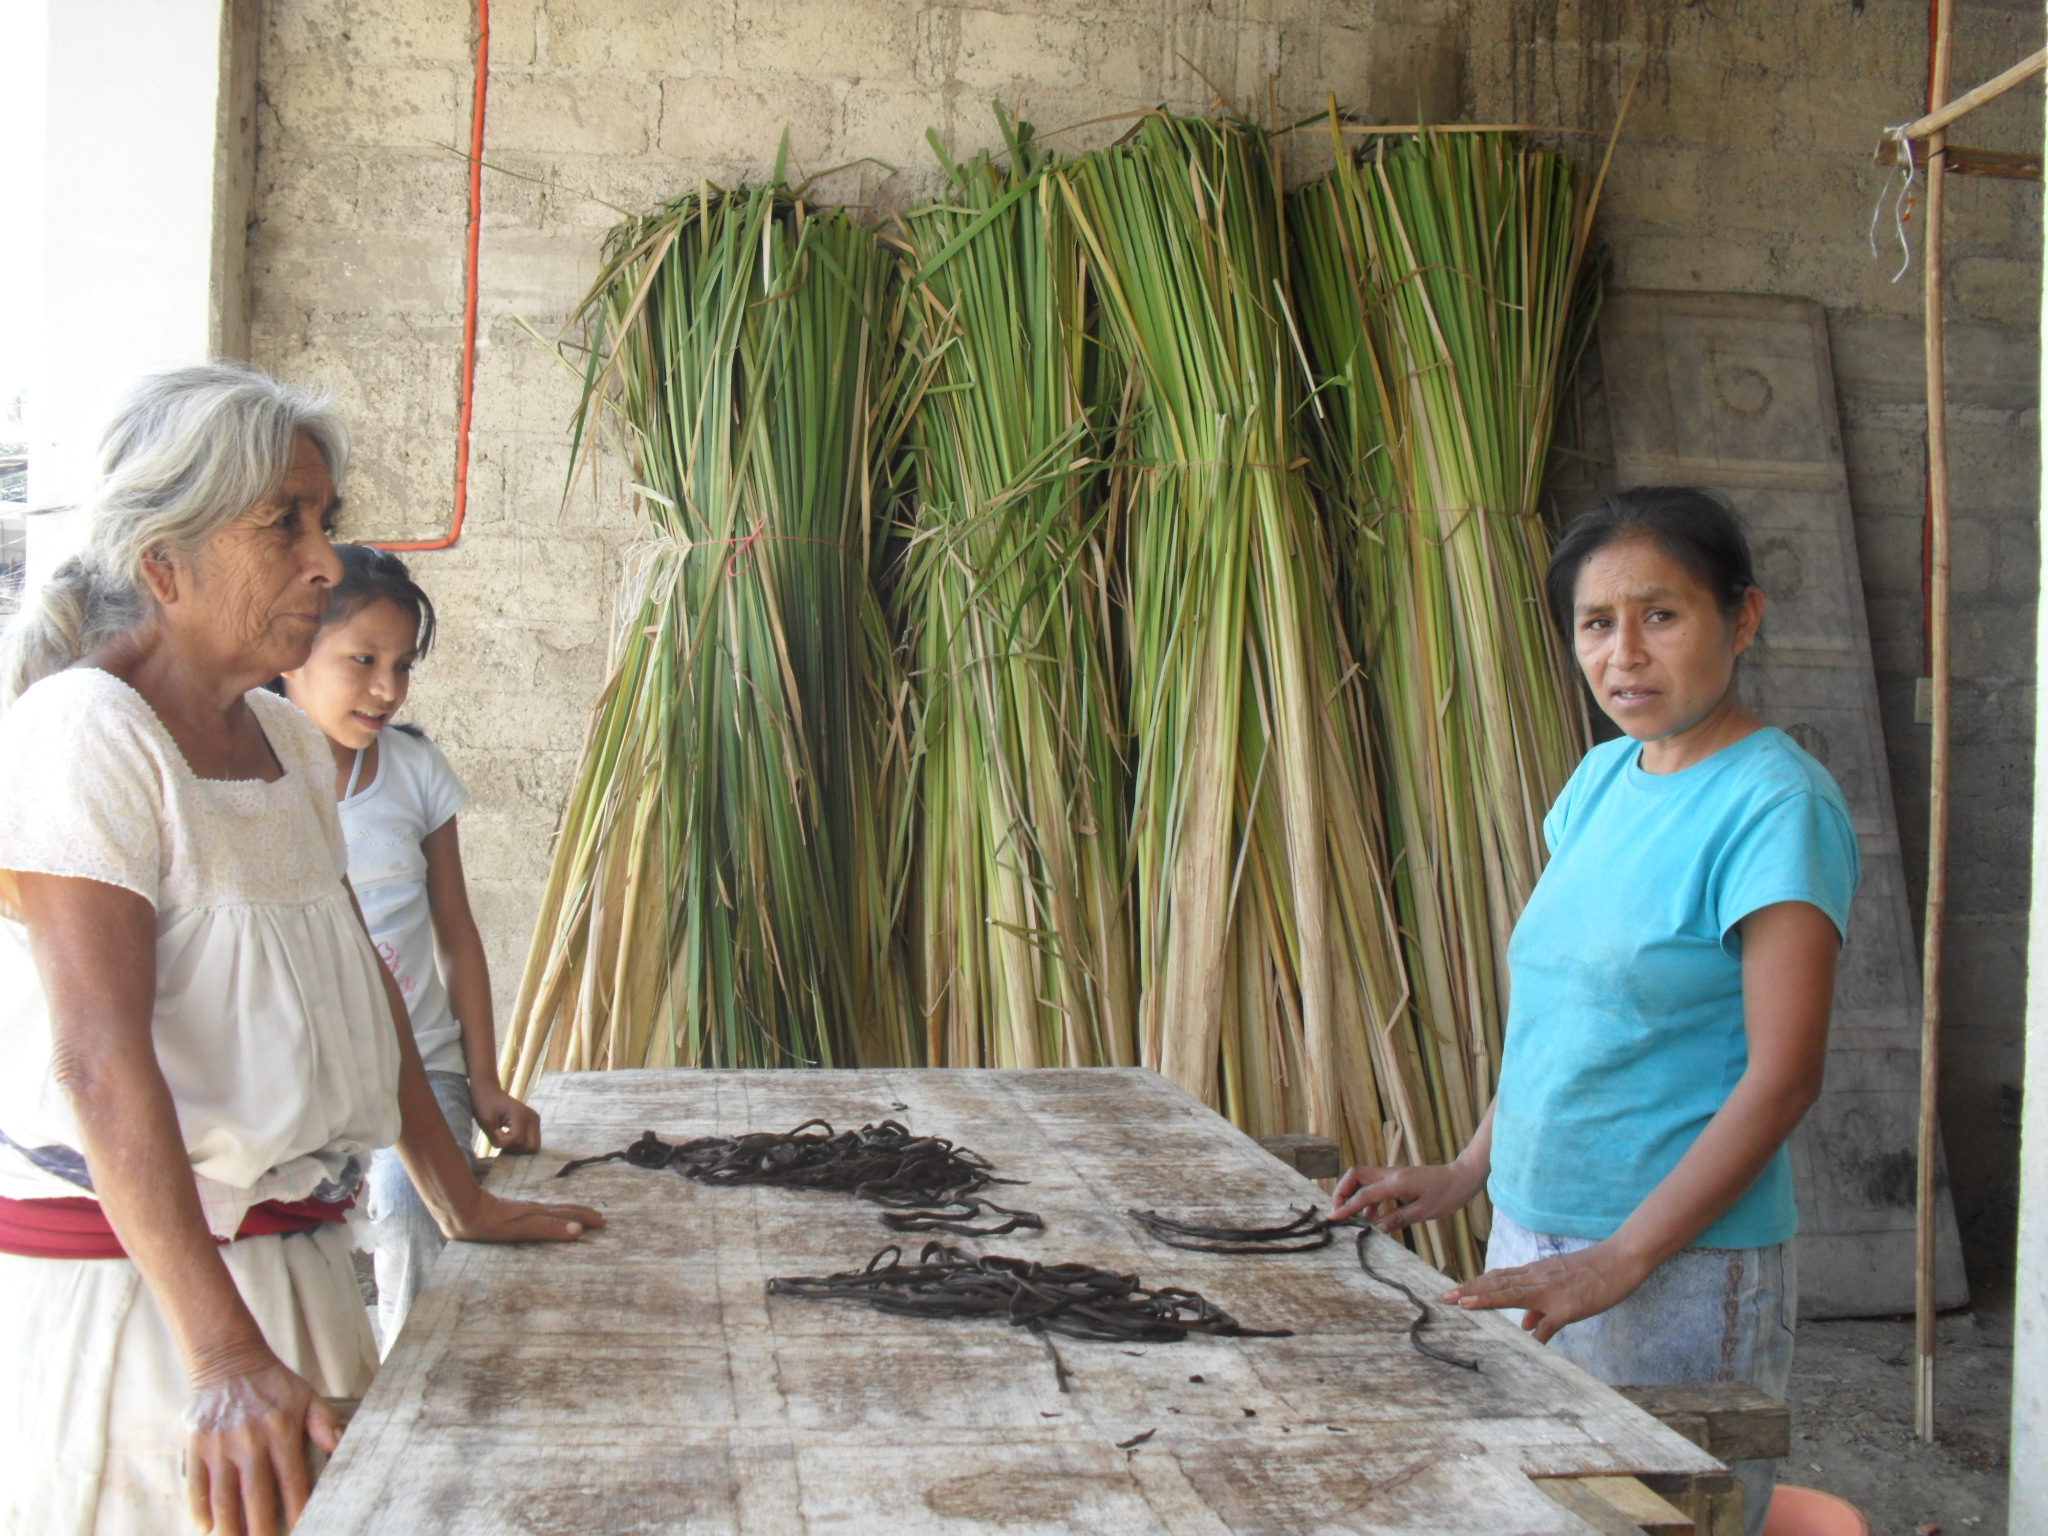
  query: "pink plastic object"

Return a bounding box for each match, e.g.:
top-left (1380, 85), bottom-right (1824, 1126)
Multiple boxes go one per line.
top-left (1762, 1485), bottom-right (1871, 1536)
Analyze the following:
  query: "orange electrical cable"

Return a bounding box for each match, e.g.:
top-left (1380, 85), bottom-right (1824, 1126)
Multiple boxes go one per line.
top-left (369, 0), bottom-right (488, 552)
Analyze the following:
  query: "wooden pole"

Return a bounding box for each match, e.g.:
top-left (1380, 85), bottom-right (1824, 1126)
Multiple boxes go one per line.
top-left (1896, 44), bottom-right (2046, 142)
top-left (1916, 0), bottom-right (1955, 1450)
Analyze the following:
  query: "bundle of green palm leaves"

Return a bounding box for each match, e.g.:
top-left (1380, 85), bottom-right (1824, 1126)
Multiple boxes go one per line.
top-left (1291, 128), bottom-right (1600, 1257)
top-left (1054, 113), bottom-right (1442, 1259)
top-left (893, 118), bottom-right (1136, 1070)
top-left (502, 116), bottom-right (1602, 1283)
top-left (501, 182), bottom-right (916, 1092)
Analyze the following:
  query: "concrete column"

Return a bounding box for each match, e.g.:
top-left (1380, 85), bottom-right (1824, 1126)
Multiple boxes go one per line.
top-left (23, 0), bottom-right (256, 583)
top-left (2011, 99), bottom-right (2048, 1535)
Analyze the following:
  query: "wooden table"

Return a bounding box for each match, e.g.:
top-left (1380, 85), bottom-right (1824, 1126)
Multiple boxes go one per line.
top-left (301, 1069), bottom-right (1727, 1534)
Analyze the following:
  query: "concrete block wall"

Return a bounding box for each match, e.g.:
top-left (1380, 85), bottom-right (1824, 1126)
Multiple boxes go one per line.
top-left (248, 0), bottom-right (2040, 1284)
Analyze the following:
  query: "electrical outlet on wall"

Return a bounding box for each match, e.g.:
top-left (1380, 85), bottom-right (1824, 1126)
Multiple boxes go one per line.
top-left (1915, 676), bottom-right (1935, 725)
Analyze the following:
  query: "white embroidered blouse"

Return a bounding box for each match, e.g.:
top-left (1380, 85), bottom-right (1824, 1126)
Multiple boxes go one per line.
top-left (0, 668), bottom-right (401, 1238)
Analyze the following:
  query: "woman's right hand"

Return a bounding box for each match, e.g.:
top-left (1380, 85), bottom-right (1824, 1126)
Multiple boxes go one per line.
top-left (184, 1349), bottom-right (340, 1536)
top-left (1331, 1158), bottom-right (1487, 1232)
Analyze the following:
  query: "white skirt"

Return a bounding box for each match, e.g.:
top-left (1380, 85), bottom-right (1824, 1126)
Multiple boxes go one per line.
top-left (0, 1224), bottom-right (377, 1536)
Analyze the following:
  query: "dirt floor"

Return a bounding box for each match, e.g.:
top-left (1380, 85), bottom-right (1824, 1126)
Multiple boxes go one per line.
top-left (1783, 1297), bottom-right (2013, 1535)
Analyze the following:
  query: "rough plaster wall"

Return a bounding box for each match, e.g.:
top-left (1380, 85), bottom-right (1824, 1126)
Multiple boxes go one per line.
top-left (248, 0), bottom-right (2040, 1284)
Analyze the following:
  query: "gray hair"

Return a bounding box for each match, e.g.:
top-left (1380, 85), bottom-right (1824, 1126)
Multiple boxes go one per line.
top-left (0, 363), bottom-right (347, 706)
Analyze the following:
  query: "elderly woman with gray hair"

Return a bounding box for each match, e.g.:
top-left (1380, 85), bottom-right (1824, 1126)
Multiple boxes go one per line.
top-left (0, 363), bottom-right (603, 1535)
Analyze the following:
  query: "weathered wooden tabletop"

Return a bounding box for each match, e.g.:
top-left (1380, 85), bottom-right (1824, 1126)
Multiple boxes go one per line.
top-left (301, 1068), bottom-right (1724, 1534)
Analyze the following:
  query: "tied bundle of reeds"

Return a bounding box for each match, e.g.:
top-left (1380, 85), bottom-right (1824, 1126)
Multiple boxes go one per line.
top-left (501, 182), bottom-right (916, 1090)
top-left (1054, 114), bottom-right (1436, 1252)
top-left (1291, 128), bottom-right (1601, 1261)
top-left (893, 117), bottom-right (1137, 1070)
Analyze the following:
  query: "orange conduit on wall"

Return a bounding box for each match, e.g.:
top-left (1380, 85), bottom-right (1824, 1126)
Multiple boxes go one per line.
top-left (369, 0), bottom-right (488, 552)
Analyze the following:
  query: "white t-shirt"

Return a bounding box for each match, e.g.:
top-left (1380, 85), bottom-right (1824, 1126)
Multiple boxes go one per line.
top-left (339, 727), bottom-right (471, 1076)
top-left (0, 670), bottom-right (402, 1238)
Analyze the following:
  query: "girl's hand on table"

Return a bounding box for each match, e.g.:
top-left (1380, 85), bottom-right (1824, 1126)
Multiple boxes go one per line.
top-left (470, 1080), bottom-right (542, 1154)
top-left (1440, 1238), bottom-right (1650, 1344)
top-left (184, 1350), bottom-right (339, 1536)
top-left (443, 1186), bottom-right (605, 1245)
top-left (1331, 1158), bottom-right (1486, 1231)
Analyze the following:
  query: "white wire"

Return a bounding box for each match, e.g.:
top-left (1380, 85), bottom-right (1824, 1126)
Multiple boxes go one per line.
top-left (1869, 128), bottom-right (1918, 283)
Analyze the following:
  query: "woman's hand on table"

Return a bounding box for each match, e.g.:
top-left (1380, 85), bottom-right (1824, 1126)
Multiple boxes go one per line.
top-left (442, 1185), bottom-right (606, 1245)
top-left (470, 1080), bottom-right (542, 1154)
top-left (184, 1348), bottom-right (338, 1536)
top-left (1331, 1157), bottom-right (1486, 1232)
top-left (1439, 1237), bottom-right (1651, 1344)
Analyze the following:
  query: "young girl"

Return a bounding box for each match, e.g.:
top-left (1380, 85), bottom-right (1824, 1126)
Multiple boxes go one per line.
top-left (1334, 488), bottom-right (1856, 1536)
top-left (281, 544), bottom-right (542, 1351)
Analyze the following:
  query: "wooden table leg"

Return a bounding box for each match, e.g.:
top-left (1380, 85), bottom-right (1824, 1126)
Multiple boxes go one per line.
top-left (1536, 1474), bottom-right (1697, 1534)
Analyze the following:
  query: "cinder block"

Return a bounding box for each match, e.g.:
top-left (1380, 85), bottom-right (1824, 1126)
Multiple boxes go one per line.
top-left (1827, 312), bottom-right (1931, 405)
top-left (1799, 0), bottom-right (1921, 85)
top-left (1597, 145), bottom-right (1702, 228)
top-left (1947, 419), bottom-right (2042, 516)
top-left (1620, 55), bottom-right (1752, 147)
top-left (1953, 602), bottom-right (2042, 688)
top-left (953, 8), bottom-right (1090, 90)
top-left (1361, 22), bottom-right (1465, 126)
top-left (256, 230), bottom-right (464, 319)
top-left (1941, 184), bottom-right (2026, 265)
top-left (535, 158), bottom-right (699, 231)
top-left (477, 433), bottom-right (632, 537)
top-left (489, 75), bottom-right (654, 155)
top-left (269, 0), bottom-right (475, 65)
top-left (1087, 23), bottom-right (1164, 108)
top-left (468, 336), bottom-right (588, 437)
top-left (290, 327), bottom-right (459, 433)
top-left (658, 75), bottom-right (838, 169)
top-left (838, 85), bottom-right (946, 177)
top-left (541, 0), bottom-right (731, 74)
top-left (1844, 510), bottom-right (1925, 600)
top-left (347, 149), bottom-right (472, 231)
top-left (1611, 230), bottom-right (1786, 295)
top-left (1991, 517), bottom-right (2041, 601)
top-left (255, 150), bottom-right (365, 228)
top-left (1162, 13), bottom-right (1279, 110)
top-left (266, 60), bottom-right (464, 149)
top-left (1840, 416), bottom-right (1928, 518)
top-left (466, 874), bottom-right (551, 1018)
top-left (1948, 515), bottom-right (1997, 599)
top-left (1951, 256), bottom-right (2045, 326)
top-left (475, 229), bottom-right (602, 320)
top-left (1945, 322), bottom-right (2042, 408)
top-left (1692, 150), bottom-right (1822, 239)
top-left (737, 1), bottom-right (918, 84)
top-left (449, 802), bottom-right (562, 886)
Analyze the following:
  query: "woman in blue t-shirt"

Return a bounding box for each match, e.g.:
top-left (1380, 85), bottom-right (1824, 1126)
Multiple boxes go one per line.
top-left (1333, 487), bottom-right (1857, 1530)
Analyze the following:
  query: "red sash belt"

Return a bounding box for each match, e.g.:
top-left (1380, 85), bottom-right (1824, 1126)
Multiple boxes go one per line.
top-left (0, 1193), bottom-right (354, 1260)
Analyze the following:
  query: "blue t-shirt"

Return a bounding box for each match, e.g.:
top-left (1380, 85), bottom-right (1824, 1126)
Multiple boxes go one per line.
top-left (1488, 727), bottom-right (1859, 1250)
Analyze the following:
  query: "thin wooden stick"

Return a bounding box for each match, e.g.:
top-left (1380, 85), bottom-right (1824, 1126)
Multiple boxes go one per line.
top-left (1916, 0), bottom-right (1956, 1450)
top-left (1896, 44), bottom-right (2045, 141)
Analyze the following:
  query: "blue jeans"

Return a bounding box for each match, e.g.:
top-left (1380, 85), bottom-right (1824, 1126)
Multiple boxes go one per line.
top-left (1487, 1210), bottom-right (1795, 1536)
top-left (355, 1070), bottom-right (475, 1357)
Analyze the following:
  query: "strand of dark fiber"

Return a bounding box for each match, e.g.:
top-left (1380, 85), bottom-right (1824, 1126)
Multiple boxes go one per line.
top-left (767, 1241), bottom-right (1292, 1343)
top-left (1128, 1207), bottom-right (1480, 1372)
top-left (555, 1119), bottom-right (1043, 1236)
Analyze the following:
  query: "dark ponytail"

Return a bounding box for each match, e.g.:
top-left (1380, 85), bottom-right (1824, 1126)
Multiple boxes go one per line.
top-left (1545, 487), bottom-right (1758, 640)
